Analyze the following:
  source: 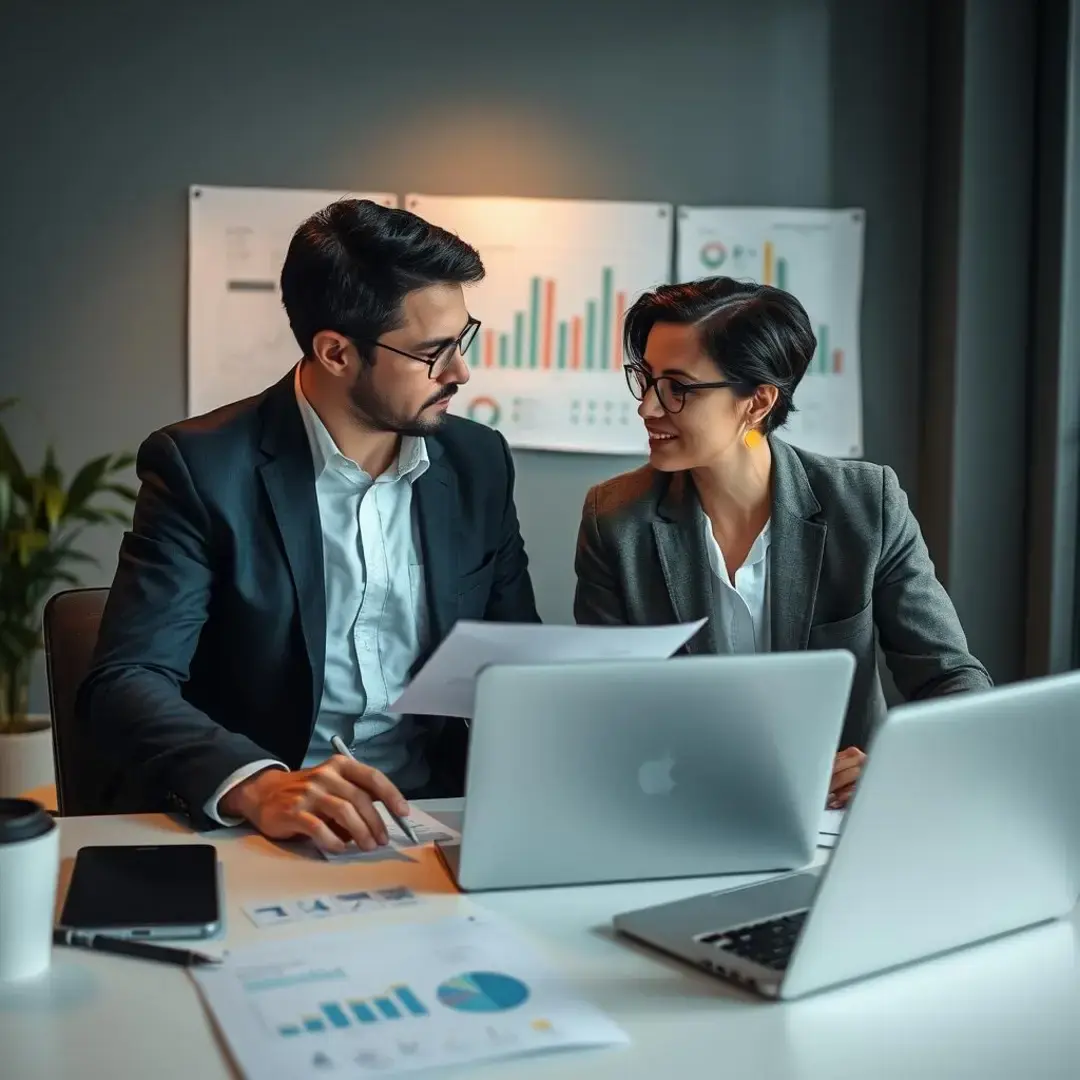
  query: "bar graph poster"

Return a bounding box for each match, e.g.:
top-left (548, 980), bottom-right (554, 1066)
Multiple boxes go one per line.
top-left (187, 186), bottom-right (397, 416)
top-left (676, 207), bottom-right (865, 457)
top-left (406, 195), bottom-right (673, 454)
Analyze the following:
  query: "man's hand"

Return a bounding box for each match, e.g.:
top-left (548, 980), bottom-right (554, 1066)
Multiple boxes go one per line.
top-left (827, 746), bottom-right (866, 809)
top-left (219, 757), bottom-right (410, 853)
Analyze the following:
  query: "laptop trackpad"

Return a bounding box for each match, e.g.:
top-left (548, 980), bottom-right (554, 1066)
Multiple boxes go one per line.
top-left (701, 870), bottom-right (823, 931)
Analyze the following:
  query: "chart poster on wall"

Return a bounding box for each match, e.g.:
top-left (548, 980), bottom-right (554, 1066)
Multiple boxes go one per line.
top-left (406, 195), bottom-right (673, 455)
top-left (187, 186), bottom-right (397, 416)
top-left (676, 207), bottom-right (865, 458)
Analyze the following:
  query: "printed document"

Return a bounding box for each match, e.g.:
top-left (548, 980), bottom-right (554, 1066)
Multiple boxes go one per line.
top-left (390, 618), bottom-right (707, 717)
top-left (319, 806), bottom-right (461, 864)
top-left (191, 914), bottom-right (628, 1078)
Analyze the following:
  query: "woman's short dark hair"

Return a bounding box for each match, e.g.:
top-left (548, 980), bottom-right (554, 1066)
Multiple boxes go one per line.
top-left (280, 199), bottom-right (485, 357)
top-left (623, 276), bottom-right (816, 432)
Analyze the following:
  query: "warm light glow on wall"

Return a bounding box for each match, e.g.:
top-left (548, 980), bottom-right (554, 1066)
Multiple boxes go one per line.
top-left (353, 102), bottom-right (601, 196)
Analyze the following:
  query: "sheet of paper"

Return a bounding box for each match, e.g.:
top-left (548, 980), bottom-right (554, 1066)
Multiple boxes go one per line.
top-left (677, 206), bottom-right (865, 458)
top-left (817, 808), bottom-right (846, 848)
top-left (191, 915), bottom-right (629, 1078)
top-left (405, 195), bottom-right (673, 455)
top-left (244, 886), bottom-right (422, 929)
top-left (318, 806), bottom-right (462, 865)
top-left (187, 185), bottom-right (398, 415)
top-left (390, 618), bottom-right (707, 718)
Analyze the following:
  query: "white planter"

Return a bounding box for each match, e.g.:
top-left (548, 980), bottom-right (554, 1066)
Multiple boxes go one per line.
top-left (0, 717), bottom-right (54, 799)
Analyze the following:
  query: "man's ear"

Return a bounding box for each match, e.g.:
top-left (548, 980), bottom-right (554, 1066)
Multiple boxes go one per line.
top-left (310, 331), bottom-right (357, 377)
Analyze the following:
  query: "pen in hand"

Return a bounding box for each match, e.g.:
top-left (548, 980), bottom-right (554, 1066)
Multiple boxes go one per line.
top-left (329, 735), bottom-right (420, 846)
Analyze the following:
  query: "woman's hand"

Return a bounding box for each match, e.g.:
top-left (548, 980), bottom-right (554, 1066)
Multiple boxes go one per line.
top-left (827, 746), bottom-right (866, 809)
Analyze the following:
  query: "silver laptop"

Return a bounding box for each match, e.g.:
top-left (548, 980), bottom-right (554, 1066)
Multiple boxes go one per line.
top-left (434, 650), bottom-right (856, 891)
top-left (614, 670), bottom-right (1080, 1000)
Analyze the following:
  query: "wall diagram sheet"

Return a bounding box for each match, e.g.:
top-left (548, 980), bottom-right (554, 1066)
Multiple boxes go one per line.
top-left (406, 194), bottom-right (672, 455)
top-left (677, 206), bottom-right (865, 458)
top-left (187, 185), bottom-right (397, 416)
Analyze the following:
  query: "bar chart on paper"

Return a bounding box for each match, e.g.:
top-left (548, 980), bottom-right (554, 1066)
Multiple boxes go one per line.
top-left (469, 267), bottom-right (627, 375)
top-left (274, 983), bottom-right (431, 1037)
top-left (407, 195), bottom-right (673, 454)
top-left (191, 918), bottom-right (628, 1078)
top-left (677, 207), bottom-right (865, 457)
top-left (232, 950), bottom-right (543, 1061)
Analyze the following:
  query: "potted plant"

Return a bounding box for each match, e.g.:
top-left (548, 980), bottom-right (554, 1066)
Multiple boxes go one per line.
top-left (0, 398), bottom-right (136, 797)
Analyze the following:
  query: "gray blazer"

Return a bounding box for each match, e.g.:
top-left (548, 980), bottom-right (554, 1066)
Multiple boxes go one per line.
top-left (574, 437), bottom-right (992, 750)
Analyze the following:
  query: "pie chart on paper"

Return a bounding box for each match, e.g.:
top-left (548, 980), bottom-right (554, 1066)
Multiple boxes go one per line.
top-left (435, 972), bottom-right (530, 1013)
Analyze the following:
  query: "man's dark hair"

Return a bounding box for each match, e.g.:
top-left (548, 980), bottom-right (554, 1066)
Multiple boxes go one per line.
top-left (280, 199), bottom-right (485, 357)
top-left (623, 276), bottom-right (816, 432)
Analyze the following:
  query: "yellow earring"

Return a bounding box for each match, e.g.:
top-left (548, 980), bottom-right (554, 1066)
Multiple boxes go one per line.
top-left (743, 429), bottom-right (763, 450)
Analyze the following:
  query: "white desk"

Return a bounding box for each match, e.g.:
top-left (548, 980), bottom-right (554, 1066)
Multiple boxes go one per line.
top-left (2, 803), bottom-right (1078, 1080)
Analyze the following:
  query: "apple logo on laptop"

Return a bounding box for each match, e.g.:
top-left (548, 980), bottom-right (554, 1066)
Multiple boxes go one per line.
top-left (638, 752), bottom-right (676, 796)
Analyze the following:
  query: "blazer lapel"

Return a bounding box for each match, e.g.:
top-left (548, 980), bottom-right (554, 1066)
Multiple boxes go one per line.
top-left (652, 472), bottom-right (718, 654)
top-left (257, 372), bottom-right (326, 714)
top-left (768, 438), bottom-right (826, 652)
top-left (413, 440), bottom-right (459, 645)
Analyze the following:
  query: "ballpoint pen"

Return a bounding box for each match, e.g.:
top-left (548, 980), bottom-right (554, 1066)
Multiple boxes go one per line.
top-left (329, 734), bottom-right (420, 845)
top-left (53, 928), bottom-right (221, 968)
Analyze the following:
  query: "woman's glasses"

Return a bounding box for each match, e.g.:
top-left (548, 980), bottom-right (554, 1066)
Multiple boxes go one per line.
top-left (624, 364), bottom-right (733, 414)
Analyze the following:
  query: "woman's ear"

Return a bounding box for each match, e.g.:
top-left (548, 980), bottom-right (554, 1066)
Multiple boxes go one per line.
top-left (748, 384), bottom-right (779, 429)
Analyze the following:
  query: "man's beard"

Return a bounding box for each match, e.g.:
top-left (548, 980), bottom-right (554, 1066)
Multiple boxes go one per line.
top-left (348, 370), bottom-right (458, 436)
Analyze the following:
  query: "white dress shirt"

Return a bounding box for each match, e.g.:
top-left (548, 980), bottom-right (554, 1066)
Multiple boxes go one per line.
top-left (203, 365), bottom-right (431, 824)
top-left (703, 513), bottom-right (772, 653)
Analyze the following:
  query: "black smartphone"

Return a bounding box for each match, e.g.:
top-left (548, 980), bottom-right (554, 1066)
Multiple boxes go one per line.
top-left (59, 844), bottom-right (222, 940)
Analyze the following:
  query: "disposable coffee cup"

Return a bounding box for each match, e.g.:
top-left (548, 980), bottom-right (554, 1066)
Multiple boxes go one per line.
top-left (0, 798), bottom-right (59, 982)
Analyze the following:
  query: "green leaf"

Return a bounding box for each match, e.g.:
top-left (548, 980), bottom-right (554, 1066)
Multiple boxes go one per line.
top-left (64, 454), bottom-right (114, 514)
top-left (0, 622), bottom-right (41, 659)
top-left (42, 480), bottom-right (66, 529)
top-left (42, 445), bottom-right (62, 490)
top-left (66, 506), bottom-right (109, 525)
top-left (103, 482), bottom-right (139, 503)
top-left (14, 529), bottom-right (48, 566)
top-left (106, 452), bottom-right (136, 473)
top-left (51, 547), bottom-right (97, 565)
top-left (25, 478), bottom-right (53, 534)
top-left (0, 409), bottom-right (133, 642)
top-left (0, 415), bottom-right (28, 495)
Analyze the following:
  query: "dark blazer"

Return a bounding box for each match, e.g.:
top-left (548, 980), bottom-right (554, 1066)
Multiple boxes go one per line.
top-left (78, 371), bottom-right (539, 826)
top-left (574, 437), bottom-right (991, 750)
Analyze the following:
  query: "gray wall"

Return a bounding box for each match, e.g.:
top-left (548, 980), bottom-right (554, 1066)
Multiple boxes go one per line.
top-left (0, 0), bottom-right (930, 710)
top-left (1026, 0), bottom-right (1080, 674)
top-left (921, 0), bottom-right (1038, 685)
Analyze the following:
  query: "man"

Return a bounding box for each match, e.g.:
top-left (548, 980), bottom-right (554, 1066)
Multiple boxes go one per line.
top-left (78, 199), bottom-right (539, 852)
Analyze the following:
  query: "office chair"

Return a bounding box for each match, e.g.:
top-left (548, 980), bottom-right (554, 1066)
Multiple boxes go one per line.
top-left (42, 587), bottom-right (109, 816)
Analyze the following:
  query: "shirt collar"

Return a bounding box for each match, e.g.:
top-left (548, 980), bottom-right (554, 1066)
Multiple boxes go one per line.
top-left (702, 514), bottom-right (772, 580)
top-left (293, 363), bottom-right (430, 484)
top-left (744, 519), bottom-right (772, 566)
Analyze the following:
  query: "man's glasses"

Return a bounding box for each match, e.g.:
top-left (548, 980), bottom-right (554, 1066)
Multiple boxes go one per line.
top-left (361, 317), bottom-right (481, 379)
top-left (624, 364), bottom-right (733, 414)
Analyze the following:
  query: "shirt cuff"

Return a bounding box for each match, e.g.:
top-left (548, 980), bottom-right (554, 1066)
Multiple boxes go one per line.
top-left (203, 759), bottom-right (287, 826)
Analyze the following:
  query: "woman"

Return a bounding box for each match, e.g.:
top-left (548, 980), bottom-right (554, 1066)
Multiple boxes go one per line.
top-left (574, 277), bottom-right (991, 808)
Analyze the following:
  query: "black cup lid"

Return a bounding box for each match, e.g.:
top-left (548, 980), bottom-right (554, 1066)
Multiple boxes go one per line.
top-left (0, 798), bottom-right (55, 844)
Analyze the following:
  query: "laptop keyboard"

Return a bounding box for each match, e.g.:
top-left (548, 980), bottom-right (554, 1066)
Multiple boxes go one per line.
top-left (699, 910), bottom-right (809, 971)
